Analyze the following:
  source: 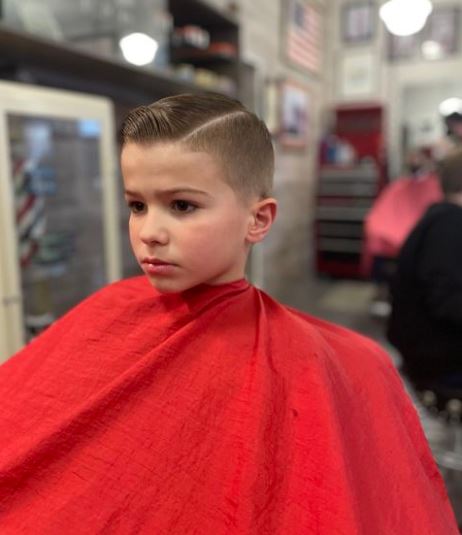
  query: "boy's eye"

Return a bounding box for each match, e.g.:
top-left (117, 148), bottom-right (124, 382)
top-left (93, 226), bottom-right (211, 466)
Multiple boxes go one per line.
top-left (171, 200), bottom-right (197, 213)
top-left (128, 201), bottom-right (145, 214)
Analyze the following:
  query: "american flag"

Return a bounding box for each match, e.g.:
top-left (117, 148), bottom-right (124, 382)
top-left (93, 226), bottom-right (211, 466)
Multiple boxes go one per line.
top-left (286, 0), bottom-right (322, 74)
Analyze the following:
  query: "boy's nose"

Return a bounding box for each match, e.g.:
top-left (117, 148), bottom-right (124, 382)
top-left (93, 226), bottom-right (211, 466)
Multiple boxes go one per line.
top-left (139, 212), bottom-right (169, 246)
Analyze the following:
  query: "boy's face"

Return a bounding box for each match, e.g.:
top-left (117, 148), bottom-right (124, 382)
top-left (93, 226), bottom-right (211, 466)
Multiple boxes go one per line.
top-left (121, 142), bottom-right (257, 293)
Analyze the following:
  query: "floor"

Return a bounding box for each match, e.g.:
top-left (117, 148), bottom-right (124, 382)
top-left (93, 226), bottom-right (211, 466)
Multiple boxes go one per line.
top-left (274, 273), bottom-right (462, 527)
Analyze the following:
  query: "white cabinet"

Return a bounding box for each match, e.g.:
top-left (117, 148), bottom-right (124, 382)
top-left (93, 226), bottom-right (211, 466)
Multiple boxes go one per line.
top-left (0, 81), bottom-right (121, 361)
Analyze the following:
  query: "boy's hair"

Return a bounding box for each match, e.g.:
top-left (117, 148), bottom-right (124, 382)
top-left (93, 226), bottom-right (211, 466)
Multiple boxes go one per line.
top-left (119, 93), bottom-right (274, 199)
top-left (437, 149), bottom-right (462, 196)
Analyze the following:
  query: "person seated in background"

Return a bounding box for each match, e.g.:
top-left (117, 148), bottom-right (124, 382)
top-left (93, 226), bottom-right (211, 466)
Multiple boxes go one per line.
top-left (364, 146), bottom-right (442, 316)
top-left (387, 149), bottom-right (462, 388)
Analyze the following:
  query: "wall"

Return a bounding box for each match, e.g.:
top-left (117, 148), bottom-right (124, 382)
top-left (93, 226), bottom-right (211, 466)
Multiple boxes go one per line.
top-left (326, 0), bottom-right (462, 177)
top-left (206, 0), bottom-right (330, 294)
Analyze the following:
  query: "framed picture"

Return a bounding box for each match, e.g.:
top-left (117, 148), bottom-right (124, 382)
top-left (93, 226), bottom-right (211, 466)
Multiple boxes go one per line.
top-left (279, 80), bottom-right (311, 148)
top-left (388, 33), bottom-right (420, 61)
top-left (422, 6), bottom-right (459, 58)
top-left (339, 51), bottom-right (377, 98)
top-left (282, 0), bottom-right (323, 75)
top-left (342, 3), bottom-right (375, 44)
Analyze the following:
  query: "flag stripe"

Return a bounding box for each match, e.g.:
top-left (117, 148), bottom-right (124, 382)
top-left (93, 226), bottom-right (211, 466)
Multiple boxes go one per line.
top-left (286, 1), bottom-right (322, 73)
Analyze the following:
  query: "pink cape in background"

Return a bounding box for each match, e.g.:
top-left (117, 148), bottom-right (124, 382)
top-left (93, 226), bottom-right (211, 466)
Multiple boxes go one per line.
top-left (364, 173), bottom-right (443, 273)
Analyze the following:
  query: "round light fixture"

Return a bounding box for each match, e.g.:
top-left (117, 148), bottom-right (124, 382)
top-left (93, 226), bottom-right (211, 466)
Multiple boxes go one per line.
top-left (379, 0), bottom-right (433, 36)
top-left (119, 32), bottom-right (159, 66)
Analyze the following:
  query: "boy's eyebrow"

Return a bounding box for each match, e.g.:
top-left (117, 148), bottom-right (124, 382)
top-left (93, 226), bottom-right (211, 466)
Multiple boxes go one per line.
top-left (124, 188), bottom-right (211, 197)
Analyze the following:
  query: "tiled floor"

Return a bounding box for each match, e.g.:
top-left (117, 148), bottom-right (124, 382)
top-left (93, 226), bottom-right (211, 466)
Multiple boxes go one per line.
top-left (273, 273), bottom-right (462, 527)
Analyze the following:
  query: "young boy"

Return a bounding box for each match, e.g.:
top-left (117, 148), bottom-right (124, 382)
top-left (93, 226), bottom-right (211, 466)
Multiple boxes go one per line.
top-left (0, 94), bottom-right (458, 534)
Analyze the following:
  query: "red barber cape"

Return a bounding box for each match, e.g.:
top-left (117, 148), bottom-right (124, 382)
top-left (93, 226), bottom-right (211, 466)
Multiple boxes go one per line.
top-left (0, 277), bottom-right (457, 534)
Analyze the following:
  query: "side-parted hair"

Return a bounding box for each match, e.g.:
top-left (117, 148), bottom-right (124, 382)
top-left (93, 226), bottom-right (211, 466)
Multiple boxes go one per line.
top-left (437, 149), bottom-right (462, 196)
top-left (119, 93), bottom-right (274, 199)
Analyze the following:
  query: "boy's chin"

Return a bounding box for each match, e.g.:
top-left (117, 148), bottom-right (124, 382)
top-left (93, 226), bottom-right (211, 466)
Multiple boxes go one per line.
top-left (144, 270), bottom-right (245, 294)
top-left (145, 275), bottom-right (195, 294)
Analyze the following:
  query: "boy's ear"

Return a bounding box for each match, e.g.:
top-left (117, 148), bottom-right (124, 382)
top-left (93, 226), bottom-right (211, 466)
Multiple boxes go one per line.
top-left (246, 198), bottom-right (277, 244)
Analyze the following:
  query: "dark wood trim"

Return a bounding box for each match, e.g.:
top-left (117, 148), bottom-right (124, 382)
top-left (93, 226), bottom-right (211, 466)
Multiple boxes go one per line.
top-left (168, 0), bottom-right (238, 30)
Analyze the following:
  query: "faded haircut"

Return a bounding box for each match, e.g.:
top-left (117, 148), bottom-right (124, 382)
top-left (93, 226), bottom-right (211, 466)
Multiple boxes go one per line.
top-left (437, 149), bottom-right (462, 196)
top-left (119, 93), bottom-right (274, 199)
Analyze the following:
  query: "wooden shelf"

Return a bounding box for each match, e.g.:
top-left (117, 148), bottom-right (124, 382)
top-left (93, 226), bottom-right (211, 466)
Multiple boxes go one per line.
top-left (167, 0), bottom-right (240, 90)
top-left (168, 0), bottom-right (238, 31)
top-left (0, 25), bottom-right (207, 104)
top-left (171, 47), bottom-right (238, 67)
top-left (0, 0), bottom-right (242, 105)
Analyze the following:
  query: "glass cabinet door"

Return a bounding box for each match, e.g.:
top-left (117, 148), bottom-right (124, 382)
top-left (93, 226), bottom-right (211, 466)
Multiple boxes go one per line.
top-left (7, 114), bottom-right (108, 339)
top-left (0, 81), bottom-right (120, 361)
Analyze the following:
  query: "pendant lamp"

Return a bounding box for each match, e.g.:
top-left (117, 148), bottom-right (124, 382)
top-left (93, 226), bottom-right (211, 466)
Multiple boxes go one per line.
top-left (379, 0), bottom-right (433, 36)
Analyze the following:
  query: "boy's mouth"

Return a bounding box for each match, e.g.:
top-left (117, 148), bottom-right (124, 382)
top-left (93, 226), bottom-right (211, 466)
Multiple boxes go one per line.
top-left (141, 257), bottom-right (177, 276)
top-left (141, 257), bottom-right (173, 266)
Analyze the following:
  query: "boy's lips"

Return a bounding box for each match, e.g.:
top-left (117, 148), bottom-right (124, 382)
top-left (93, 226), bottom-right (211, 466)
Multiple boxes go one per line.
top-left (141, 257), bottom-right (177, 276)
top-left (141, 257), bottom-right (174, 266)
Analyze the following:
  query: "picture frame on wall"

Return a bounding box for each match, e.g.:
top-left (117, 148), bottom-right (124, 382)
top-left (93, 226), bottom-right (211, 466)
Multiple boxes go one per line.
top-left (339, 51), bottom-right (377, 99)
top-left (422, 6), bottom-right (459, 59)
top-left (341, 3), bottom-right (375, 44)
top-left (279, 80), bottom-right (311, 148)
top-left (282, 0), bottom-right (323, 75)
top-left (388, 33), bottom-right (420, 61)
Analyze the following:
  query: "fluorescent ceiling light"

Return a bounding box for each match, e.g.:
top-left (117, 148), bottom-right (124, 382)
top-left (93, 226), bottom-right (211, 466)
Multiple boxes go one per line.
top-left (119, 32), bottom-right (158, 66)
top-left (380, 0), bottom-right (433, 36)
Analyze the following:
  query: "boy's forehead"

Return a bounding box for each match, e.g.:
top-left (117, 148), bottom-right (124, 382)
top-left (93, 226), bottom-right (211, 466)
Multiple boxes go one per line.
top-left (122, 142), bottom-right (222, 173)
top-left (121, 141), bottom-right (236, 192)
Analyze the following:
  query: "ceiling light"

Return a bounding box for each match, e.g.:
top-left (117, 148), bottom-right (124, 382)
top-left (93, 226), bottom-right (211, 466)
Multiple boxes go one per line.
top-left (380, 0), bottom-right (433, 36)
top-left (119, 32), bottom-right (158, 66)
